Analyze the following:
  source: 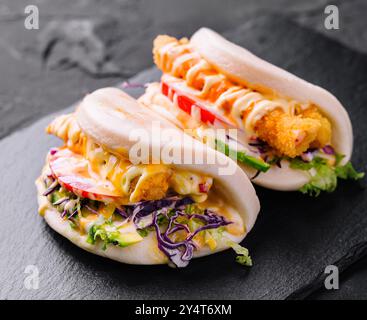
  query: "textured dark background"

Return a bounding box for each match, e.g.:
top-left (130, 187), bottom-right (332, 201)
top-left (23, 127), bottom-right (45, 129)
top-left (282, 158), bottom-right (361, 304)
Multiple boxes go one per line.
top-left (1, 0), bottom-right (367, 299)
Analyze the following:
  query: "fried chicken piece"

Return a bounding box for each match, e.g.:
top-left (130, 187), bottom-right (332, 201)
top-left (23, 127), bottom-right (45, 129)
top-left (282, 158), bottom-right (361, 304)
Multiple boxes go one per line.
top-left (300, 105), bottom-right (332, 148)
top-left (153, 35), bottom-right (333, 158)
top-left (46, 113), bottom-right (85, 153)
top-left (129, 171), bottom-right (171, 203)
top-left (46, 114), bottom-right (78, 141)
top-left (254, 109), bottom-right (321, 158)
top-left (153, 35), bottom-right (189, 73)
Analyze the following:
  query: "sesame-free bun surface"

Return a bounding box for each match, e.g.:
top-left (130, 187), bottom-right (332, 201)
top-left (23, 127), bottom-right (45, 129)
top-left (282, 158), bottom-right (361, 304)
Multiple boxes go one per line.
top-left (37, 88), bottom-right (260, 265)
top-left (190, 28), bottom-right (353, 171)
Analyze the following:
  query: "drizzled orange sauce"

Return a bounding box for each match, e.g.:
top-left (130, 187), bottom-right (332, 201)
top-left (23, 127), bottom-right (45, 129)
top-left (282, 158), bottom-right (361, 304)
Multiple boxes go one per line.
top-left (155, 37), bottom-right (295, 132)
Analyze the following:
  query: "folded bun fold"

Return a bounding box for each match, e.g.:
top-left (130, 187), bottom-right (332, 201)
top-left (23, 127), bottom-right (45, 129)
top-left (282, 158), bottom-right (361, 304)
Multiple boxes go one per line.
top-left (140, 28), bottom-right (362, 195)
top-left (36, 87), bottom-right (260, 267)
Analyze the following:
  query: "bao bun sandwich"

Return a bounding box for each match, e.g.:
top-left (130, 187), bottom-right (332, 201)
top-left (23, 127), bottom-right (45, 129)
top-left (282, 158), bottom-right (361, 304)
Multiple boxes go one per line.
top-left (36, 88), bottom-right (260, 267)
top-left (140, 28), bottom-right (363, 196)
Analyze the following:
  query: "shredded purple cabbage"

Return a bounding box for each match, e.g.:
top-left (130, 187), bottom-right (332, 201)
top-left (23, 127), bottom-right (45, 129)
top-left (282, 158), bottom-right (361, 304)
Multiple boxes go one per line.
top-left (322, 145), bottom-right (335, 155)
top-left (251, 170), bottom-right (261, 180)
top-left (52, 197), bottom-right (69, 206)
top-left (43, 179), bottom-right (59, 196)
top-left (44, 177), bottom-right (231, 267)
top-left (248, 137), bottom-right (269, 154)
top-left (126, 196), bottom-right (194, 224)
top-left (50, 148), bottom-right (58, 156)
top-left (301, 151), bottom-right (314, 162)
top-left (148, 206), bottom-right (231, 268)
top-left (61, 208), bottom-right (78, 219)
top-left (152, 211), bottom-right (195, 267)
top-left (124, 196), bottom-right (231, 267)
top-left (61, 209), bottom-right (67, 218)
top-left (61, 208), bottom-right (75, 219)
top-left (84, 204), bottom-right (99, 215)
top-left (115, 207), bottom-right (129, 219)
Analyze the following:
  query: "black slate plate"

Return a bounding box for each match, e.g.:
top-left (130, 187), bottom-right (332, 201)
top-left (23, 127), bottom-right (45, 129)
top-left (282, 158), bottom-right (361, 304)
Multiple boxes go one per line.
top-left (0, 15), bottom-right (366, 300)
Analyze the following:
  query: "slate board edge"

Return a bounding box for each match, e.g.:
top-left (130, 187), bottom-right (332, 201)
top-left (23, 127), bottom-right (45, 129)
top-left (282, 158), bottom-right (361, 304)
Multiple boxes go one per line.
top-left (287, 241), bottom-right (367, 299)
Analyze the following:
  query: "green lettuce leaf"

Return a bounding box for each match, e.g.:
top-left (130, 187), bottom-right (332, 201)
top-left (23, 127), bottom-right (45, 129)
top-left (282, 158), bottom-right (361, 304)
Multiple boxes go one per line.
top-left (87, 224), bottom-right (143, 250)
top-left (203, 227), bottom-right (252, 266)
top-left (227, 240), bottom-right (253, 267)
top-left (335, 162), bottom-right (365, 180)
top-left (290, 155), bottom-right (364, 196)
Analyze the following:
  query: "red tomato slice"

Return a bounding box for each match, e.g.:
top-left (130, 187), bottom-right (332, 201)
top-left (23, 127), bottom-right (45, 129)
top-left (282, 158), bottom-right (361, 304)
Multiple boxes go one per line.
top-left (49, 148), bottom-right (122, 202)
top-left (176, 94), bottom-right (193, 114)
top-left (161, 82), bottom-right (169, 96)
top-left (161, 81), bottom-right (235, 128)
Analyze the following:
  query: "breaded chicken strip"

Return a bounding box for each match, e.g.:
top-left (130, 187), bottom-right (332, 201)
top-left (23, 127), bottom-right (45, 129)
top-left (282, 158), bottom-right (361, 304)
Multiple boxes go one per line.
top-left (254, 106), bottom-right (332, 158)
top-left (48, 114), bottom-right (172, 202)
top-left (46, 113), bottom-right (85, 154)
top-left (254, 109), bottom-right (322, 158)
top-left (301, 105), bottom-right (332, 149)
top-left (129, 172), bottom-right (171, 203)
top-left (153, 35), bottom-right (189, 73)
top-left (153, 35), bottom-right (333, 158)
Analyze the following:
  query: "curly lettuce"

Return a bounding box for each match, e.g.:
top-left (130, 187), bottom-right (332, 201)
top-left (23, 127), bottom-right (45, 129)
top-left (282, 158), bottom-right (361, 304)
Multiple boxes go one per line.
top-left (226, 240), bottom-right (253, 266)
top-left (206, 227), bottom-right (252, 267)
top-left (290, 155), bottom-right (364, 196)
top-left (87, 223), bottom-right (143, 250)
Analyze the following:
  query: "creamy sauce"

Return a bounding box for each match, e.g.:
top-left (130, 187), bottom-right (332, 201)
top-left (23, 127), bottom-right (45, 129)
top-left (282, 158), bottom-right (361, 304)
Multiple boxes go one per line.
top-left (47, 114), bottom-right (214, 204)
top-left (156, 40), bottom-right (311, 133)
top-left (200, 191), bottom-right (245, 237)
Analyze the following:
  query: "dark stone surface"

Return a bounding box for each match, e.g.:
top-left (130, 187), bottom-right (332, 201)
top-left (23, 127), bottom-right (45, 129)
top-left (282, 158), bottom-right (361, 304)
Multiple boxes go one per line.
top-left (0, 15), bottom-right (366, 300)
top-left (1, 0), bottom-right (366, 139)
top-left (306, 243), bottom-right (367, 300)
top-left (308, 253), bottom-right (367, 300)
